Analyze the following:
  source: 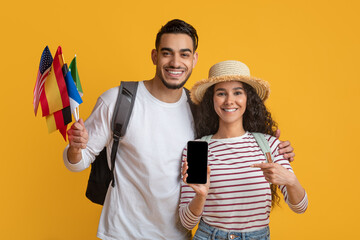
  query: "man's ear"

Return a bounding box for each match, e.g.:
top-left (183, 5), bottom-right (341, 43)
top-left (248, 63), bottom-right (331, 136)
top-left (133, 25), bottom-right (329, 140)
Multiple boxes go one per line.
top-left (151, 49), bottom-right (157, 65)
top-left (193, 52), bottom-right (199, 68)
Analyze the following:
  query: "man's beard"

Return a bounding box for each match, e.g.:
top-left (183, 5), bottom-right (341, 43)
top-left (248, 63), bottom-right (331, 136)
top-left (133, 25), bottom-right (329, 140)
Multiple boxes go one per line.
top-left (158, 69), bottom-right (192, 90)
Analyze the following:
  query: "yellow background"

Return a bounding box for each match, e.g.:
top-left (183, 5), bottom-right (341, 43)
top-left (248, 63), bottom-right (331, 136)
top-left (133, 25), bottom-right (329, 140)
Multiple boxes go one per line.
top-left (1, 0), bottom-right (359, 239)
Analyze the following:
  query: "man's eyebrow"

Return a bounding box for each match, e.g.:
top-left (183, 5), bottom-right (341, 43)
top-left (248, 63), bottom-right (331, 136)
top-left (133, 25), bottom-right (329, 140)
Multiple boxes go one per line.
top-left (160, 47), bottom-right (173, 52)
top-left (160, 47), bottom-right (193, 53)
top-left (180, 48), bottom-right (192, 53)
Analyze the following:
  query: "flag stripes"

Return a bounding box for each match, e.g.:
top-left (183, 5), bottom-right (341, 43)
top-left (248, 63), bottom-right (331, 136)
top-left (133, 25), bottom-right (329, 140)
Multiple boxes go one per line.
top-left (34, 46), bottom-right (83, 141)
top-left (36, 67), bottom-right (50, 100)
top-left (46, 106), bottom-right (72, 133)
top-left (40, 46), bottom-right (70, 117)
top-left (33, 46), bottom-right (53, 115)
top-left (69, 56), bottom-right (83, 96)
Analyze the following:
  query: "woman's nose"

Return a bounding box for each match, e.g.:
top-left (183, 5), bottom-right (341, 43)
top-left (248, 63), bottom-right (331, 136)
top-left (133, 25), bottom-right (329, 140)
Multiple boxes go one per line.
top-left (224, 94), bottom-right (235, 105)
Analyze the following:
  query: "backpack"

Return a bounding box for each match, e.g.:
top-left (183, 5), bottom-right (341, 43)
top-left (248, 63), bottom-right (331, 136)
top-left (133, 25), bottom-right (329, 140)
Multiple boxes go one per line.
top-left (200, 132), bottom-right (274, 163)
top-left (85, 81), bottom-right (197, 205)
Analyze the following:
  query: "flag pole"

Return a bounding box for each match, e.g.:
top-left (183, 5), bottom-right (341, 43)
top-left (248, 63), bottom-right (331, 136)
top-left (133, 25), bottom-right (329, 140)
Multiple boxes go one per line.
top-left (74, 53), bottom-right (80, 121)
top-left (63, 53), bottom-right (81, 122)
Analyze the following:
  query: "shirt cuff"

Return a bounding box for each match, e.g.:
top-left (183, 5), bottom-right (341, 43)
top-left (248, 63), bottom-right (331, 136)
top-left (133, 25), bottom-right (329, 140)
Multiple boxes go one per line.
top-left (288, 192), bottom-right (308, 213)
top-left (180, 205), bottom-right (202, 230)
top-left (63, 145), bottom-right (86, 172)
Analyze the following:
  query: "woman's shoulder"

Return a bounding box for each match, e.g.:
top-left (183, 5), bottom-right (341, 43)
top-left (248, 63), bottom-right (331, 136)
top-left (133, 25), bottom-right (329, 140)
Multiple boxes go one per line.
top-left (265, 134), bottom-right (281, 150)
top-left (250, 132), bottom-right (280, 149)
top-left (198, 135), bottom-right (213, 142)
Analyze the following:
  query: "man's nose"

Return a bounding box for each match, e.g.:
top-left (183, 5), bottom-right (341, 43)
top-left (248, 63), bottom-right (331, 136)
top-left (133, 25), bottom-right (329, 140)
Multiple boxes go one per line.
top-left (169, 54), bottom-right (181, 68)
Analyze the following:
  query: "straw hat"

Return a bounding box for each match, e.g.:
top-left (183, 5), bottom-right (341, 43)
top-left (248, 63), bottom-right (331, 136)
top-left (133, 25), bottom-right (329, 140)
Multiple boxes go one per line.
top-left (190, 60), bottom-right (270, 104)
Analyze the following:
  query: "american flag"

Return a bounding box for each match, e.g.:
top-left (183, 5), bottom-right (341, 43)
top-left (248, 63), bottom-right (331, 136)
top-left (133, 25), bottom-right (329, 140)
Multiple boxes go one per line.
top-left (33, 46), bottom-right (53, 115)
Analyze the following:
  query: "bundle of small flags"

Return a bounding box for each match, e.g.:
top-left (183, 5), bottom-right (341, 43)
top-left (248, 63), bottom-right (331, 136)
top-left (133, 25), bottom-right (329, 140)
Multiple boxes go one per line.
top-left (33, 46), bottom-right (83, 141)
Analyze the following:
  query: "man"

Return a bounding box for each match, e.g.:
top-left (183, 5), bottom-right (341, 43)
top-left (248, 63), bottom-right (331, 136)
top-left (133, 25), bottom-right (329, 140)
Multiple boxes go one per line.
top-left (63, 19), bottom-right (294, 240)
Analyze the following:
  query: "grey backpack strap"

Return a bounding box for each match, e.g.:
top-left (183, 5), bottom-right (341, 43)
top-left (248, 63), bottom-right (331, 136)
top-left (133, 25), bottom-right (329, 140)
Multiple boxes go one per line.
top-left (252, 132), bottom-right (274, 163)
top-left (112, 81), bottom-right (138, 137)
top-left (109, 81), bottom-right (138, 187)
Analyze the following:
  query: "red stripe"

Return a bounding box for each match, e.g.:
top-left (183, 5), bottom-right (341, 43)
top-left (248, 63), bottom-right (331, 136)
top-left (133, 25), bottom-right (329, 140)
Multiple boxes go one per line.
top-left (35, 69), bottom-right (50, 115)
top-left (52, 110), bottom-right (68, 141)
top-left (33, 70), bottom-right (42, 115)
top-left (206, 205), bottom-right (270, 214)
top-left (211, 169), bottom-right (262, 177)
top-left (205, 199), bottom-right (271, 208)
top-left (206, 210), bottom-right (271, 219)
top-left (59, 126), bottom-right (67, 141)
top-left (206, 193), bottom-right (271, 201)
top-left (53, 47), bottom-right (69, 107)
top-left (211, 175), bottom-right (266, 184)
top-left (54, 110), bottom-right (65, 129)
top-left (33, 69), bottom-right (41, 101)
top-left (208, 186), bottom-right (270, 194)
top-left (40, 88), bottom-right (50, 116)
top-left (37, 69), bottom-right (49, 98)
top-left (210, 140), bottom-right (257, 151)
top-left (211, 144), bottom-right (261, 153)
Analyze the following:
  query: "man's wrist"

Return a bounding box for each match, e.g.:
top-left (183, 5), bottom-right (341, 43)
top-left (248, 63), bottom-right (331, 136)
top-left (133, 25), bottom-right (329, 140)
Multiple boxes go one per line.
top-left (67, 146), bottom-right (82, 164)
top-left (68, 146), bottom-right (81, 154)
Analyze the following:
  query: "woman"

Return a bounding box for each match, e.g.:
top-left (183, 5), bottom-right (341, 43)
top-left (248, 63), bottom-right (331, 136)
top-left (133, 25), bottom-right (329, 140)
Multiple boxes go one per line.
top-left (179, 60), bottom-right (308, 240)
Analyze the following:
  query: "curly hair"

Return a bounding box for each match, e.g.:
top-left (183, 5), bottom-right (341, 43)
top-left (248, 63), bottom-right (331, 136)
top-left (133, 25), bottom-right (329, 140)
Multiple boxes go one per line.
top-left (195, 82), bottom-right (280, 208)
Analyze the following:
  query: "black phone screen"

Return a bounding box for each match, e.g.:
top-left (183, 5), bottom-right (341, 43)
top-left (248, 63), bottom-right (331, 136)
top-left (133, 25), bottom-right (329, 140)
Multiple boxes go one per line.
top-left (186, 141), bottom-right (208, 184)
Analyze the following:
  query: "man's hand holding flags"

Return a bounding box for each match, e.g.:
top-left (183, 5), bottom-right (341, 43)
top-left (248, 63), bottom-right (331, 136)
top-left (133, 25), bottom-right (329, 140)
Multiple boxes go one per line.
top-left (33, 46), bottom-right (83, 141)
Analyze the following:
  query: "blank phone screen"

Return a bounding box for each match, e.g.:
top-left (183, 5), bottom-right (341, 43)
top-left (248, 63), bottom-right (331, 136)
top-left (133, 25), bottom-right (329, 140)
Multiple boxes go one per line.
top-left (186, 141), bottom-right (208, 184)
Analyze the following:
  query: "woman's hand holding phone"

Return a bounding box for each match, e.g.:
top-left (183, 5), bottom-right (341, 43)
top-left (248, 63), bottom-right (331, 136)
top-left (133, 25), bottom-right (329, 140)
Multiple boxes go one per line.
top-left (182, 160), bottom-right (211, 198)
top-left (182, 160), bottom-right (211, 216)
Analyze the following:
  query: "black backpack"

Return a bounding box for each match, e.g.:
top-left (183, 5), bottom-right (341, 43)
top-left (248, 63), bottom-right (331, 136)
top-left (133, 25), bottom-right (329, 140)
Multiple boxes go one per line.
top-left (85, 81), bottom-right (197, 205)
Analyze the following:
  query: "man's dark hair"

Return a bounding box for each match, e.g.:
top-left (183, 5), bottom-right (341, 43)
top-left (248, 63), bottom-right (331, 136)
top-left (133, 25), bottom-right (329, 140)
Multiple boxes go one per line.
top-left (155, 19), bottom-right (199, 51)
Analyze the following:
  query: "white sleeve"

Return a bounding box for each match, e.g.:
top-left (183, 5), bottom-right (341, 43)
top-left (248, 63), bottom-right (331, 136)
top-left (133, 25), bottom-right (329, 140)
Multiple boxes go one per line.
top-left (62, 94), bottom-right (113, 172)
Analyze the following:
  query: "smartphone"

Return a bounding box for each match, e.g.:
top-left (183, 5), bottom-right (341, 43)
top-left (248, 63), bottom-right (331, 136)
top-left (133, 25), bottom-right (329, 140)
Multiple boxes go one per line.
top-left (186, 141), bottom-right (208, 184)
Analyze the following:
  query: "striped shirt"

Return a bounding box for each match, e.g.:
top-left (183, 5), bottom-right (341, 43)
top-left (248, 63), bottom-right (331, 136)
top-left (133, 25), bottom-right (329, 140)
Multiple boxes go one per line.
top-left (179, 132), bottom-right (308, 232)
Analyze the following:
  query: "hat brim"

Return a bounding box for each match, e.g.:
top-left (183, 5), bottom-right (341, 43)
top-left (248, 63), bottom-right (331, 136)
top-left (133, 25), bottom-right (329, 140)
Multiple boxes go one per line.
top-left (190, 75), bottom-right (270, 105)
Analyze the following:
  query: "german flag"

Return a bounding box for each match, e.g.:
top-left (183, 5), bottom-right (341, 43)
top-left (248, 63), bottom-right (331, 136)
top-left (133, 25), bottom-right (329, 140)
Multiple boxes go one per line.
top-left (46, 106), bottom-right (72, 140)
top-left (40, 46), bottom-right (70, 117)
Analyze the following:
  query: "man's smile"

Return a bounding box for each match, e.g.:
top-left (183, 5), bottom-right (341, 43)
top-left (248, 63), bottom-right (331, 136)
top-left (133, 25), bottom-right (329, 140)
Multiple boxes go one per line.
top-left (165, 68), bottom-right (185, 77)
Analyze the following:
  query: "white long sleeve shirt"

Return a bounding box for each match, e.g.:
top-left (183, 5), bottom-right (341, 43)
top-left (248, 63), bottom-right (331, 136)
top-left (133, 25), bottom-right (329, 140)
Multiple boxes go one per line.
top-left (179, 132), bottom-right (308, 232)
top-left (64, 81), bottom-right (194, 240)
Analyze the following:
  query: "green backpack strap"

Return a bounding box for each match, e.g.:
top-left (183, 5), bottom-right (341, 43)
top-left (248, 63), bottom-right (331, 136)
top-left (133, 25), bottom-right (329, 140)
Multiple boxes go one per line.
top-left (252, 132), bottom-right (274, 163)
top-left (200, 135), bottom-right (213, 142)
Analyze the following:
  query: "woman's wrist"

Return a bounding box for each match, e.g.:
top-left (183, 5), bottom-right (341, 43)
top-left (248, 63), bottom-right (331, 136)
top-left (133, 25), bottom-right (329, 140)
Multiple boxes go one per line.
top-left (195, 192), bottom-right (208, 200)
top-left (285, 172), bottom-right (299, 188)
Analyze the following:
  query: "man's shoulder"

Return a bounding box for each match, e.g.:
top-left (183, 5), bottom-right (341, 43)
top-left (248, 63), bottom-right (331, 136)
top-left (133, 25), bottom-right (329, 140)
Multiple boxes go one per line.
top-left (98, 86), bottom-right (120, 106)
top-left (98, 81), bottom-right (141, 109)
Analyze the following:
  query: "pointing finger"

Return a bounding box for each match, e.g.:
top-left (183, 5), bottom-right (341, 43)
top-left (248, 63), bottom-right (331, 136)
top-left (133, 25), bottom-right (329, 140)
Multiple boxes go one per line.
top-left (250, 162), bottom-right (272, 169)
